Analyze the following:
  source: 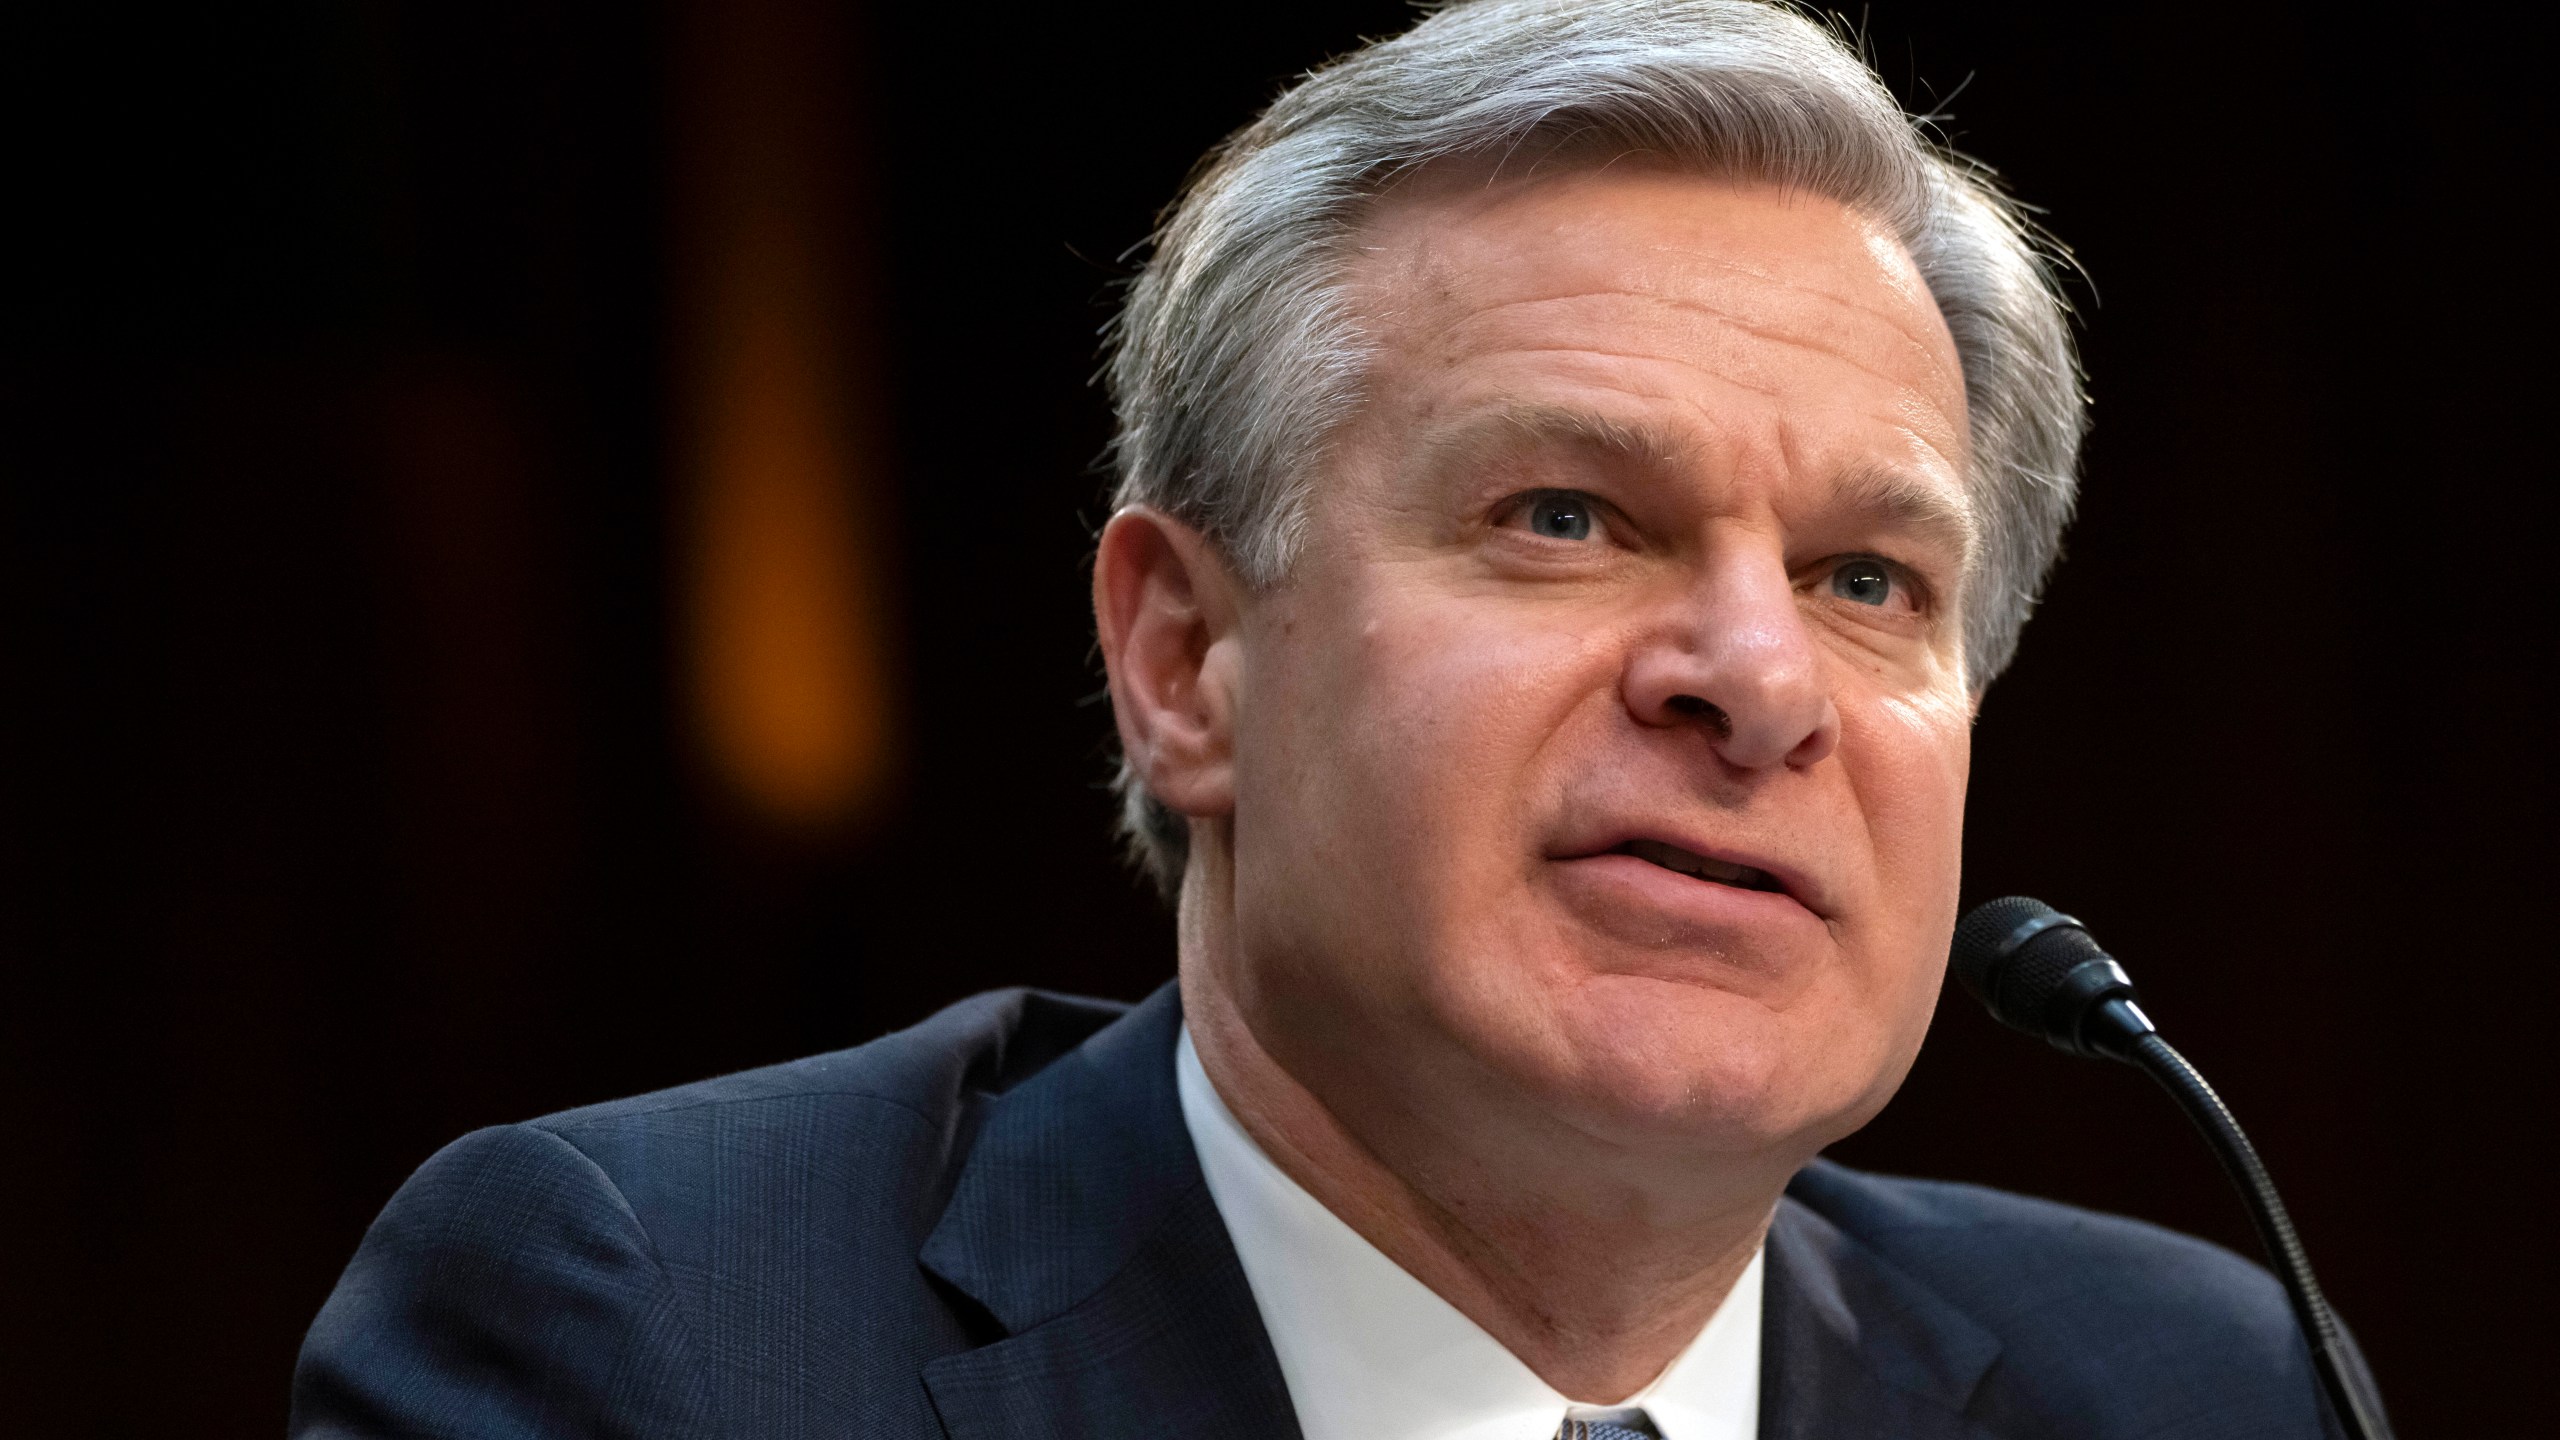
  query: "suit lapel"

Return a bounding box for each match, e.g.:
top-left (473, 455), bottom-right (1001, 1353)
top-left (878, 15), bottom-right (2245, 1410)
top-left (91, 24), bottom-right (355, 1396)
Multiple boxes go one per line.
top-left (917, 985), bottom-right (2008, 1440)
top-left (1757, 1187), bottom-right (2005, 1440)
top-left (918, 984), bottom-right (1300, 1440)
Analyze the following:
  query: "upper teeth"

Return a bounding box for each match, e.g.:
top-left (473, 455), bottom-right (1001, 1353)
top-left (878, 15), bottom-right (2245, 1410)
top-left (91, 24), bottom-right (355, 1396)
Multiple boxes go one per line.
top-left (1623, 839), bottom-right (1764, 888)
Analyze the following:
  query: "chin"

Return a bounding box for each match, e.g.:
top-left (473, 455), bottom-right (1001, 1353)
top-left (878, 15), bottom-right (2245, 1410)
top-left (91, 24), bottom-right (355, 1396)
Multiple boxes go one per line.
top-left (1534, 969), bottom-right (1899, 1156)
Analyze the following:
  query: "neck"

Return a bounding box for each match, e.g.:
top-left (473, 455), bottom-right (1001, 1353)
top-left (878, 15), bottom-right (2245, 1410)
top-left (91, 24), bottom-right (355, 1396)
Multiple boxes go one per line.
top-left (1178, 867), bottom-right (1781, 1403)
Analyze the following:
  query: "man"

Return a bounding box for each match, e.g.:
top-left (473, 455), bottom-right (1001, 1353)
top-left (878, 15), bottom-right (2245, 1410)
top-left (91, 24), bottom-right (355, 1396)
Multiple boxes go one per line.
top-left (293, 2), bottom-right (2387, 1436)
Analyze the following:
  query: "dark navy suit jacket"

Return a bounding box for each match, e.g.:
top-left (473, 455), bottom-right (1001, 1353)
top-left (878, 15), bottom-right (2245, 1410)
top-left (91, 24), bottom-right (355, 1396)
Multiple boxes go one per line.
top-left (292, 984), bottom-right (2383, 1438)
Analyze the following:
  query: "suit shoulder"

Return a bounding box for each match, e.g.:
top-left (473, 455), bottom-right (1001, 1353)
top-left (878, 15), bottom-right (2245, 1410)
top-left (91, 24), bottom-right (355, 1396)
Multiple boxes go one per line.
top-left (1793, 1160), bottom-right (2270, 1290)
top-left (512, 986), bottom-right (1135, 1250)
top-left (530, 986), bottom-right (1131, 1140)
top-left (1788, 1160), bottom-right (2329, 1433)
top-left (294, 1122), bottom-right (723, 1437)
top-left (1790, 1158), bottom-right (2293, 1327)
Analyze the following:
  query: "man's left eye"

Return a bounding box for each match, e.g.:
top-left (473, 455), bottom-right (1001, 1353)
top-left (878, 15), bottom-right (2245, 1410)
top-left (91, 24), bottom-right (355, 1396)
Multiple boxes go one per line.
top-left (1510, 490), bottom-right (1598, 542)
top-left (1829, 558), bottom-right (1900, 607)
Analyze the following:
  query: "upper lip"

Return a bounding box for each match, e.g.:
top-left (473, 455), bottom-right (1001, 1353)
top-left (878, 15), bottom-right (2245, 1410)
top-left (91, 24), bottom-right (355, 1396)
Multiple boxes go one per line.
top-left (1551, 826), bottom-right (1829, 916)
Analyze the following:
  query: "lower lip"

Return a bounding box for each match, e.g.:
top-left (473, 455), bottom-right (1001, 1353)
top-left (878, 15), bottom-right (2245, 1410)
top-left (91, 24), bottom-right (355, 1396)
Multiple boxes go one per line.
top-left (1545, 852), bottom-right (1825, 950)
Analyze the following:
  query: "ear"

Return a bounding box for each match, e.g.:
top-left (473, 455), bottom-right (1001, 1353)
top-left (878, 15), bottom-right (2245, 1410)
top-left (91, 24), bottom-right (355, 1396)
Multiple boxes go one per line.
top-left (1093, 506), bottom-right (1246, 821)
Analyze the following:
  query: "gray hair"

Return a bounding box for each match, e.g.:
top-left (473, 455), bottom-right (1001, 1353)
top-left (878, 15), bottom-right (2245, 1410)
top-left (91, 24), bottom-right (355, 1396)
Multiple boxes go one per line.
top-left (1104, 0), bottom-right (2086, 896)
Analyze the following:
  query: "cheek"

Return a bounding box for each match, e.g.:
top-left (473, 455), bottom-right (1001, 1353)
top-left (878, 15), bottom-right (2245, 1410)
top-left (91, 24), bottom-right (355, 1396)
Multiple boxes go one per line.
top-left (1232, 578), bottom-right (1624, 956)
top-left (1271, 591), bottom-right (1614, 835)
top-left (1853, 692), bottom-right (1969, 875)
top-left (1839, 689), bottom-right (1971, 1002)
top-left (1381, 608), bottom-right (1607, 780)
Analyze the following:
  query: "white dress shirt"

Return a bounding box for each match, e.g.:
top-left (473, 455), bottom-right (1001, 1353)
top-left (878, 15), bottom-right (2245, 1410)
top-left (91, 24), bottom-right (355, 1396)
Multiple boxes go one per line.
top-left (1176, 1027), bottom-right (1762, 1440)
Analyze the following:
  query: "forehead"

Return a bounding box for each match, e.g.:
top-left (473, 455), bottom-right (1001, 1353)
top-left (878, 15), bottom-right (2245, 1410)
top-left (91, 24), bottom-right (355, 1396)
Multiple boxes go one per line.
top-left (1336, 163), bottom-right (1971, 495)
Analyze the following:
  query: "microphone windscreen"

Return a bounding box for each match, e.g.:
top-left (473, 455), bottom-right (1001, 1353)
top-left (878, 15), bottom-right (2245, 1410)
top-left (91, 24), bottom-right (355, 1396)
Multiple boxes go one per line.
top-left (1950, 896), bottom-right (2107, 1035)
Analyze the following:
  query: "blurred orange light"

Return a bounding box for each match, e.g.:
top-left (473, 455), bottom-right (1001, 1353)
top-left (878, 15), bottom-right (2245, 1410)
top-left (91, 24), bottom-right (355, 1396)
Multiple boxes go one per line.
top-left (676, 0), bottom-right (890, 832)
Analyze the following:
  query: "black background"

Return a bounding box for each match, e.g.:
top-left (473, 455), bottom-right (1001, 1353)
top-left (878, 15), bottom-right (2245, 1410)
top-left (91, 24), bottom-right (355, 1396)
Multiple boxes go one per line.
top-left (3, 2), bottom-right (2549, 1434)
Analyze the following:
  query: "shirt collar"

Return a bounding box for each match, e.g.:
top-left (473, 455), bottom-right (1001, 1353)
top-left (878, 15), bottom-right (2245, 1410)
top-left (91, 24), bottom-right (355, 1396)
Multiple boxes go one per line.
top-left (1176, 1025), bottom-right (1762, 1440)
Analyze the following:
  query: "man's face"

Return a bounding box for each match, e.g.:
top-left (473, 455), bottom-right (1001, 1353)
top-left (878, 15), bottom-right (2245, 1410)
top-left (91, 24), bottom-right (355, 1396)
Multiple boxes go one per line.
top-left (1224, 166), bottom-right (1975, 1168)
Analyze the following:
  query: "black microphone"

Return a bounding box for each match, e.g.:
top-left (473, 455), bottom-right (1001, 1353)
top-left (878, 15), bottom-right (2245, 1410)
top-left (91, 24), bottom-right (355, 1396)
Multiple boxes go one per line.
top-left (1949, 898), bottom-right (2391, 1440)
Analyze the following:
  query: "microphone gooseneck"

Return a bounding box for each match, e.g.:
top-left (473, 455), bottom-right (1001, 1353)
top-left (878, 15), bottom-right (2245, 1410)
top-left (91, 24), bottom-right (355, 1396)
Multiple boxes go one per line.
top-left (1948, 897), bottom-right (2391, 1440)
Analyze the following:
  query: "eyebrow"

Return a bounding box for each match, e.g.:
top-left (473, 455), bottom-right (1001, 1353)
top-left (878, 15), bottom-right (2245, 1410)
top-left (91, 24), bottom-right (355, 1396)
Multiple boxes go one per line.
top-left (1420, 403), bottom-right (1979, 571)
top-left (1419, 403), bottom-right (1703, 480)
top-left (1830, 461), bottom-right (1980, 575)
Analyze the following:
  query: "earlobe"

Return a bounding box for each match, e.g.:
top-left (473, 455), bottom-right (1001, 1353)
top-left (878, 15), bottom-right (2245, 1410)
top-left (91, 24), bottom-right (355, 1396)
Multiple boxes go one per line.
top-left (1092, 507), bottom-right (1244, 820)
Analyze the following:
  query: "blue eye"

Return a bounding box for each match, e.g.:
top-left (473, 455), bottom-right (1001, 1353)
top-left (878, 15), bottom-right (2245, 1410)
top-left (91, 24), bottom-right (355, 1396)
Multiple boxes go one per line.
top-left (1523, 492), bottom-right (1594, 541)
top-left (1830, 558), bottom-right (1896, 606)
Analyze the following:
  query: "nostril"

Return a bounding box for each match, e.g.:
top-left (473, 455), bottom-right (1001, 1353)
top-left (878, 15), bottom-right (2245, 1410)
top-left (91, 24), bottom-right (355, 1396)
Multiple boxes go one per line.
top-left (1666, 693), bottom-right (1732, 736)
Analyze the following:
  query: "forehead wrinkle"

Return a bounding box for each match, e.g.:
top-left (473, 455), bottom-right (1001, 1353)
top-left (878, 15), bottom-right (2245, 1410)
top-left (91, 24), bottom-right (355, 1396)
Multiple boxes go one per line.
top-left (1433, 285), bottom-right (1960, 412)
top-left (1431, 345), bottom-right (1794, 407)
top-left (1616, 249), bottom-right (1958, 378)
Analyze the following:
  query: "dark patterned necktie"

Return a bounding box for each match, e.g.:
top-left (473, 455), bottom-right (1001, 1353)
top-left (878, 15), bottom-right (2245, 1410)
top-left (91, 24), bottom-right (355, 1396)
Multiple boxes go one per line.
top-left (1555, 1409), bottom-right (1662, 1440)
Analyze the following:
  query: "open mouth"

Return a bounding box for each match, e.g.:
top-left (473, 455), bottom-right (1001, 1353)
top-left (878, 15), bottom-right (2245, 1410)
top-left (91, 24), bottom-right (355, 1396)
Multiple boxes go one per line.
top-left (1612, 838), bottom-right (1784, 893)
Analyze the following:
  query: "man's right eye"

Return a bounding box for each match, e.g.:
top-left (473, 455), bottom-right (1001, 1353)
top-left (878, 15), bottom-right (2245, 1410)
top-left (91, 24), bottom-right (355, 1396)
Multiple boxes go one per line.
top-left (1506, 490), bottom-right (1599, 542)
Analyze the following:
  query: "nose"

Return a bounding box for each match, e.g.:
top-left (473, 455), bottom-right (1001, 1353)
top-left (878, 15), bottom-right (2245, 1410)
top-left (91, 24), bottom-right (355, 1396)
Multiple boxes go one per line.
top-left (1621, 545), bottom-right (1839, 771)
